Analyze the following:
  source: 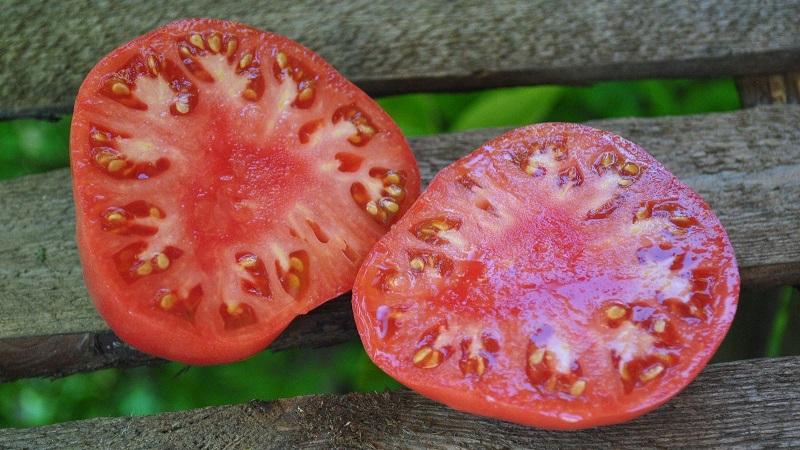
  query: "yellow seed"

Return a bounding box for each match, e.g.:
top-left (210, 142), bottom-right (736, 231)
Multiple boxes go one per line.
top-left (207, 33), bottom-right (221, 53)
top-left (289, 256), bottom-right (304, 273)
top-left (107, 159), bottom-right (126, 172)
top-left (179, 46), bottom-right (193, 58)
top-left (606, 305), bottom-right (627, 320)
top-left (136, 261), bottom-right (153, 276)
top-left (654, 319), bottom-right (667, 333)
top-left (110, 82), bottom-right (130, 96)
top-left (619, 362), bottom-right (631, 380)
top-left (175, 101), bottom-right (190, 114)
top-left (286, 273), bottom-right (301, 291)
top-left (529, 348), bottom-right (546, 366)
top-left (640, 364), bottom-right (665, 382)
top-left (159, 293), bottom-right (177, 310)
top-left (226, 39), bottom-right (238, 57)
top-left (383, 173), bottom-right (401, 185)
top-left (276, 52), bottom-right (288, 69)
top-left (242, 88), bottom-right (258, 100)
top-left (409, 257), bottom-right (425, 270)
top-left (297, 87), bottom-right (314, 102)
top-left (570, 379), bottom-right (587, 397)
top-left (227, 302), bottom-right (243, 315)
top-left (431, 220), bottom-right (450, 231)
top-left (155, 253), bottom-right (170, 270)
top-left (147, 55), bottom-right (159, 75)
top-left (413, 347), bottom-right (432, 365)
top-left (635, 206), bottom-right (650, 221)
top-left (348, 134), bottom-right (363, 145)
top-left (149, 207), bottom-right (161, 218)
top-left (92, 132), bottom-right (107, 142)
top-left (238, 254), bottom-right (258, 268)
top-left (618, 178), bottom-right (633, 187)
top-left (413, 347), bottom-right (441, 368)
top-left (622, 162), bottom-right (640, 176)
top-left (357, 124), bottom-right (375, 137)
top-left (599, 152), bottom-right (615, 167)
top-left (365, 201), bottom-right (378, 216)
top-left (382, 199), bottom-right (399, 213)
top-left (106, 212), bottom-right (125, 222)
top-left (524, 161), bottom-right (539, 176)
top-left (385, 185), bottom-right (403, 198)
top-left (239, 52), bottom-right (253, 69)
top-left (189, 33), bottom-right (204, 49)
top-left (473, 356), bottom-right (487, 376)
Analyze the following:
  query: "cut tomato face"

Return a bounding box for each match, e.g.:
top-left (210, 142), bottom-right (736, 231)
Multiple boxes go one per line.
top-left (352, 123), bottom-right (738, 429)
top-left (70, 19), bottom-right (419, 364)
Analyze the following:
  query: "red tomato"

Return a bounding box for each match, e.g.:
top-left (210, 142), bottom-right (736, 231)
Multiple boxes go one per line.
top-left (70, 19), bottom-right (419, 364)
top-left (353, 123), bottom-right (738, 429)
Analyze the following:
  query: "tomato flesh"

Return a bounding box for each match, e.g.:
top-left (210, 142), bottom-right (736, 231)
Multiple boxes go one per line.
top-left (70, 19), bottom-right (419, 364)
top-left (352, 123), bottom-right (738, 429)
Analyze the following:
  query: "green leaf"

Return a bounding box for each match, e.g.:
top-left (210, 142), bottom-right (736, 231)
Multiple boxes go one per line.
top-left (450, 86), bottom-right (565, 132)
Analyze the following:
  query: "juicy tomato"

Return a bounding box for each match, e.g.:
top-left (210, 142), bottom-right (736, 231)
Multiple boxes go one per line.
top-left (70, 19), bottom-right (419, 364)
top-left (352, 123), bottom-right (738, 429)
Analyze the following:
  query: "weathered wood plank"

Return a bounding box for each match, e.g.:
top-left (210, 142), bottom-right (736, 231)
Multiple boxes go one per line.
top-left (1, 356), bottom-right (798, 449)
top-left (3, 0), bottom-right (800, 119)
top-left (736, 72), bottom-right (800, 107)
top-left (1, 105), bottom-right (799, 382)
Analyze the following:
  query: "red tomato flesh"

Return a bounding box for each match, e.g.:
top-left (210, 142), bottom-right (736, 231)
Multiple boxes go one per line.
top-left (352, 123), bottom-right (738, 429)
top-left (70, 19), bottom-right (419, 364)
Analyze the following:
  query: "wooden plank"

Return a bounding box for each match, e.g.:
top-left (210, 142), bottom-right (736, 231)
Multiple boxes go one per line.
top-left (1, 356), bottom-right (798, 448)
top-left (2, 0), bottom-right (800, 119)
top-left (1, 105), bottom-right (799, 382)
top-left (736, 72), bottom-right (800, 107)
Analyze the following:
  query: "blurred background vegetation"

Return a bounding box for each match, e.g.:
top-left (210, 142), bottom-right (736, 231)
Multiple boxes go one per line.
top-left (1, 79), bottom-right (797, 428)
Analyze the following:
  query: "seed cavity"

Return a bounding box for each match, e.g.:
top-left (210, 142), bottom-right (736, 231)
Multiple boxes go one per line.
top-left (334, 152), bottom-right (364, 173)
top-left (412, 217), bottom-right (461, 245)
top-left (299, 120), bottom-right (322, 144)
top-left (459, 333), bottom-right (499, 378)
top-left (413, 324), bottom-right (452, 369)
top-left (154, 285), bottom-right (203, 321)
top-left (220, 302), bottom-right (258, 330)
top-left (305, 219), bottom-right (330, 243)
top-left (112, 242), bottom-right (183, 282)
top-left (102, 201), bottom-right (163, 236)
top-left (526, 330), bottom-right (584, 397)
top-left (333, 105), bottom-right (377, 146)
top-left (236, 252), bottom-right (271, 298)
top-left (376, 304), bottom-right (405, 340)
top-left (276, 250), bottom-right (308, 300)
top-left (273, 50), bottom-right (318, 108)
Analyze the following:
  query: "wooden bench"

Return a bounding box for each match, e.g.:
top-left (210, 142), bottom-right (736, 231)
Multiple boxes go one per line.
top-left (1, 0), bottom-right (799, 447)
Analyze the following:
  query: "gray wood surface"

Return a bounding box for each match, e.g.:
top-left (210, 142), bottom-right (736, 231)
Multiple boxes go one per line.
top-left (1, 356), bottom-right (798, 449)
top-left (2, 0), bottom-right (800, 119)
top-left (1, 105), bottom-right (799, 382)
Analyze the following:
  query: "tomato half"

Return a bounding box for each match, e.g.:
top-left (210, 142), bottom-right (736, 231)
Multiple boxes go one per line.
top-left (70, 19), bottom-right (419, 364)
top-left (352, 123), bottom-right (738, 429)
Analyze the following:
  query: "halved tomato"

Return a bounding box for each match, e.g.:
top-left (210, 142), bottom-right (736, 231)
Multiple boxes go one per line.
top-left (70, 19), bottom-right (419, 364)
top-left (352, 123), bottom-right (738, 429)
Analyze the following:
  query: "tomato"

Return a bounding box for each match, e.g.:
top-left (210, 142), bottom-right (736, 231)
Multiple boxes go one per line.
top-left (70, 19), bottom-right (419, 364)
top-left (352, 123), bottom-right (738, 429)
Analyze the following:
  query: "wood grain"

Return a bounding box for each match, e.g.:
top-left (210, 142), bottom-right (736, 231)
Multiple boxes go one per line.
top-left (2, 0), bottom-right (800, 119)
top-left (737, 72), bottom-right (800, 107)
top-left (1, 105), bottom-right (799, 382)
top-left (1, 356), bottom-right (798, 448)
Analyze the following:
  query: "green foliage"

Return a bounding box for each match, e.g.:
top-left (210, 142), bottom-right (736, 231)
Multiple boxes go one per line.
top-left (2, 77), bottom-right (786, 430)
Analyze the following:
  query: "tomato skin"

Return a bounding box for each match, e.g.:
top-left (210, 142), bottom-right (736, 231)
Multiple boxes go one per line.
top-left (353, 123), bottom-right (738, 429)
top-left (71, 19), bottom-right (419, 364)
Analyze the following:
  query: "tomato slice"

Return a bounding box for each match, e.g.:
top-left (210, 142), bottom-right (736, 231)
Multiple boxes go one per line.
top-left (70, 19), bottom-right (419, 364)
top-left (352, 123), bottom-right (738, 429)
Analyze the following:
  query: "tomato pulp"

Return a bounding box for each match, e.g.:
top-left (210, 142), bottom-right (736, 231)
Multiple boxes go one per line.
top-left (353, 123), bottom-right (738, 429)
top-left (70, 19), bottom-right (419, 364)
